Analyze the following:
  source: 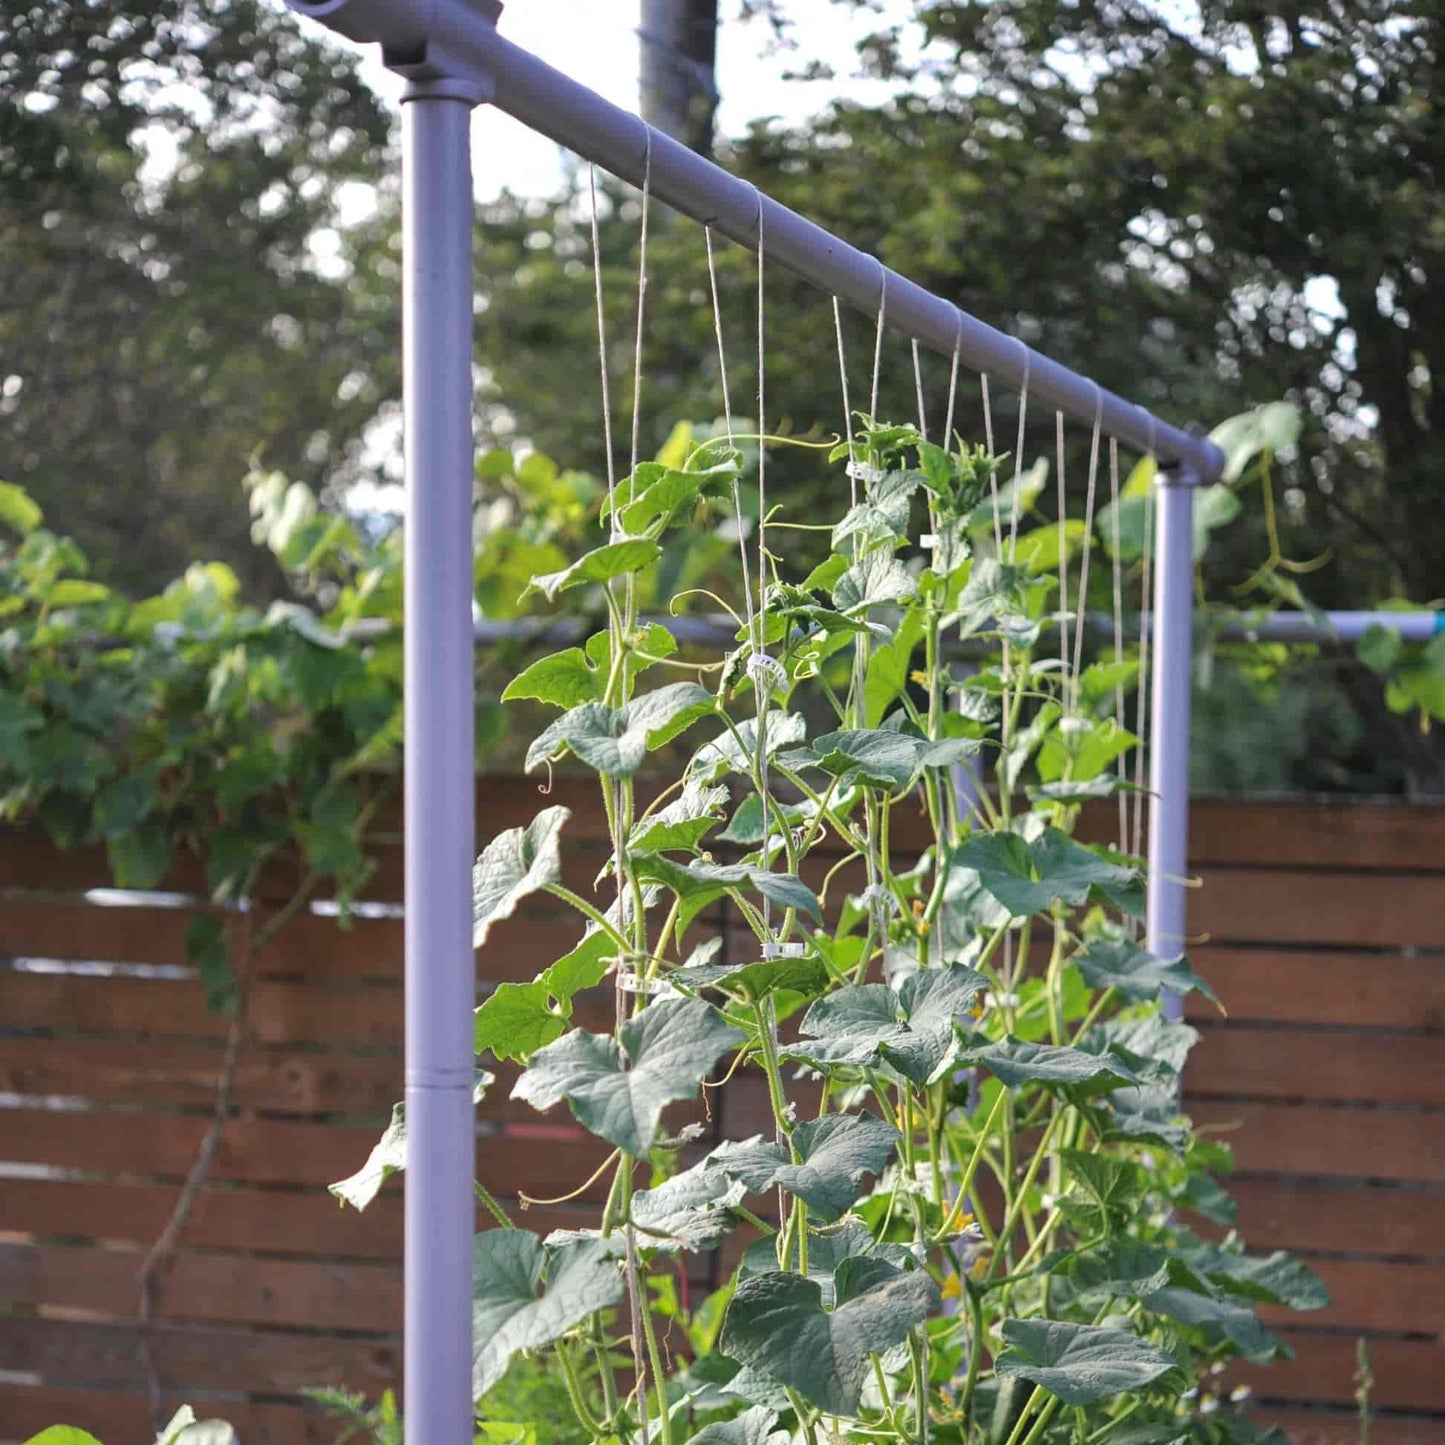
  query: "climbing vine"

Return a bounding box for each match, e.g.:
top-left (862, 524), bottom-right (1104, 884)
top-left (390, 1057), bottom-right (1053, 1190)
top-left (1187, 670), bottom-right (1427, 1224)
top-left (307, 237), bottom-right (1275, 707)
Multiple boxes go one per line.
top-left (336, 416), bottom-right (1326, 1445)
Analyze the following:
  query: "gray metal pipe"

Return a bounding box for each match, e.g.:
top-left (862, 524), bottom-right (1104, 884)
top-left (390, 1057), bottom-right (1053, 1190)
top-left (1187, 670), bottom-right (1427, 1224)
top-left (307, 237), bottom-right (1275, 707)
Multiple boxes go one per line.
top-left (400, 90), bottom-right (478, 1443)
top-left (1146, 473), bottom-right (1196, 999)
top-left (285, 0), bottom-right (1224, 479)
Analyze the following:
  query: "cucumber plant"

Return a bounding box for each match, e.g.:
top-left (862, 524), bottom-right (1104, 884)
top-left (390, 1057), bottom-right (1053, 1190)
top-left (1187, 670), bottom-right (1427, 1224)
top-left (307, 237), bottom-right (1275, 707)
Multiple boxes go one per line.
top-left (341, 417), bottom-right (1326, 1445)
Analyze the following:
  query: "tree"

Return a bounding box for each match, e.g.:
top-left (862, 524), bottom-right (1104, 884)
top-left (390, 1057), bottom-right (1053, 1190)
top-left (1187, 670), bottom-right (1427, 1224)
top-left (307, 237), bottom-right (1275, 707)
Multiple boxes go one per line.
top-left (641, 0), bottom-right (721, 154)
top-left (0, 1), bottom-right (398, 597)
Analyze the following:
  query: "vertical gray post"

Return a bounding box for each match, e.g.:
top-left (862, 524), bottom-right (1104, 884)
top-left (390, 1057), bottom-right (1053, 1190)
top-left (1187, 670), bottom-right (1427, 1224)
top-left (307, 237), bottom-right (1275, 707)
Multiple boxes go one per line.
top-left (402, 87), bottom-right (477, 1444)
top-left (1146, 469), bottom-right (1196, 1018)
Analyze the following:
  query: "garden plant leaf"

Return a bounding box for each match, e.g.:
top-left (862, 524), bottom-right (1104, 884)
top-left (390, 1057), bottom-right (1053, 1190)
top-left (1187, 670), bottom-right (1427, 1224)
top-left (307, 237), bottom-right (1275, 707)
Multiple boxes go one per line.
top-left (511, 998), bottom-right (744, 1156)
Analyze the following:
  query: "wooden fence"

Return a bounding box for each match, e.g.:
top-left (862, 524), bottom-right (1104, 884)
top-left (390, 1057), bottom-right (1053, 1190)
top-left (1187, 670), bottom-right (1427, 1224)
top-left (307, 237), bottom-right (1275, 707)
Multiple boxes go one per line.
top-left (0, 784), bottom-right (1442, 1443)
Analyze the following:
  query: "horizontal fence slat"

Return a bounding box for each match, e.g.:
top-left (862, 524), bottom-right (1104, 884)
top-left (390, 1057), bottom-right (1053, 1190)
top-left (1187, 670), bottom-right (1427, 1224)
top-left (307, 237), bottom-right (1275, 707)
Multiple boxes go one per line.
top-left (1222, 1178), bottom-right (1445, 1261)
top-left (1187, 948), bottom-right (1445, 1030)
top-left (1260, 1409), bottom-right (1445, 1445)
top-left (1193, 869), bottom-right (1445, 948)
top-left (1187, 799), bottom-right (1445, 871)
top-left (0, 1241), bottom-right (403, 1332)
top-left (0, 1035), bottom-right (401, 1116)
top-left (0, 970), bottom-right (403, 1048)
top-left (0, 1385), bottom-right (332, 1445)
top-left (0, 1106), bottom-right (608, 1196)
top-left (0, 1177), bottom-right (405, 1258)
top-left (0, 1315), bottom-right (400, 1395)
top-left (1259, 1258), bottom-right (1445, 1334)
top-left (1229, 1332), bottom-right (1445, 1412)
top-left (1187, 1027), bottom-right (1445, 1106)
top-left (1188, 1102), bottom-right (1445, 1184)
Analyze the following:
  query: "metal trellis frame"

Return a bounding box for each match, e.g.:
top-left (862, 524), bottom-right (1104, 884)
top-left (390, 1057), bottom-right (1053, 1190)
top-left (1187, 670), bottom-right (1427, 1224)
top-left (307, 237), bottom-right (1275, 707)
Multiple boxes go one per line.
top-left (285, 1), bottom-right (1229, 1437)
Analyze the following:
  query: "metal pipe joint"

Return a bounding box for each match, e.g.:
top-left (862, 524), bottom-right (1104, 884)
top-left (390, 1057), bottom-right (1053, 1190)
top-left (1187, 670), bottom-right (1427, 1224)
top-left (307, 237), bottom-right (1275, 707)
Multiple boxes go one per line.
top-left (287, 0), bottom-right (502, 101)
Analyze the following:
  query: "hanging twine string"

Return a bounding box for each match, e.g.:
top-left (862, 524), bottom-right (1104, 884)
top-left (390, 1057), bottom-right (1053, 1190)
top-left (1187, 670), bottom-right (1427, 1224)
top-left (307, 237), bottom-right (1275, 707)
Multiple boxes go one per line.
top-left (912, 338), bottom-right (928, 441)
top-left (943, 313), bottom-right (963, 446)
top-left (981, 372), bottom-right (1003, 555)
top-left (628, 133), bottom-right (653, 482)
top-left (833, 297), bottom-right (857, 507)
top-left (592, 137), bottom-right (655, 1445)
top-left (1008, 340), bottom-right (1032, 550)
top-left (1070, 387), bottom-right (1104, 708)
top-left (588, 165), bottom-right (618, 534)
top-left (1108, 436), bottom-right (1129, 851)
top-left (704, 225), bottom-right (758, 654)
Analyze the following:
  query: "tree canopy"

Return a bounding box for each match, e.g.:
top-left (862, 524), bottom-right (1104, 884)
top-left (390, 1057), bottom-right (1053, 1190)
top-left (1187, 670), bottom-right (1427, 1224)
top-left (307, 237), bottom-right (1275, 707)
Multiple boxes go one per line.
top-left (0, 0), bottom-right (399, 595)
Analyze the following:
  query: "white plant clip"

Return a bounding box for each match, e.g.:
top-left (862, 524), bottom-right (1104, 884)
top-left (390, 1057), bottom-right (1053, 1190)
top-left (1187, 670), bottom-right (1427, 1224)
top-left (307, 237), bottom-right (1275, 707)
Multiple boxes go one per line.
top-left (860, 883), bottom-right (900, 917)
top-left (616, 972), bottom-right (681, 999)
top-left (920, 532), bottom-right (942, 548)
top-left (746, 652), bottom-right (788, 696)
top-left (762, 940), bottom-right (807, 960)
top-left (846, 459), bottom-right (883, 486)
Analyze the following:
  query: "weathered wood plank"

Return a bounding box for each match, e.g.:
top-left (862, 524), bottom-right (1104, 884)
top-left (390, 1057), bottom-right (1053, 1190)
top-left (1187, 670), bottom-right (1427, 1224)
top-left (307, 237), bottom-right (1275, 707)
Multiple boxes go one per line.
top-left (1192, 869), bottom-right (1445, 947)
top-left (1187, 1027), bottom-right (1445, 1106)
top-left (1222, 1178), bottom-right (1445, 1260)
top-left (1187, 947), bottom-right (1445, 1031)
top-left (1187, 1102), bottom-right (1445, 1184)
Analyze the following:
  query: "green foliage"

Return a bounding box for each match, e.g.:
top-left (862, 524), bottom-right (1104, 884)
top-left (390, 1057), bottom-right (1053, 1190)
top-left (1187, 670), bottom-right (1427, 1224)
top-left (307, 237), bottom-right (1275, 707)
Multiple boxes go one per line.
top-left (0, 476), bottom-right (411, 995)
top-left (0, 2), bottom-right (397, 597)
top-left (313, 418), bottom-right (1324, 1442)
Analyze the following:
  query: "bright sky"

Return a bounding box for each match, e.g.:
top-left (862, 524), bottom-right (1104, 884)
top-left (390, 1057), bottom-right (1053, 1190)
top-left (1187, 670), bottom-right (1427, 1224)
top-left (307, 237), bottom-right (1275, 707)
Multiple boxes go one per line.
top-left (296, 0), bottom-right (896, 200)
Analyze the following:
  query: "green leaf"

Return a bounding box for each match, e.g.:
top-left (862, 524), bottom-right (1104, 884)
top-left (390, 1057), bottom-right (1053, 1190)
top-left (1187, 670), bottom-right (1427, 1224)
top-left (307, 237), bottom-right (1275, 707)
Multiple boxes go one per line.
top-left (690, 1407), bottom-right (790, 1445)
top-left (525, 538), bottom-right (662, 601)
top-left (475, 981), bottom-right (566, 1062)
top-left (967, 458), bottom-right (1047, 534)
top-left (1085, 1015), bottom-right (1199, 1075)
top-left (627, 779), bottom-right (728, 853)
top-left (674, 950), bottom-right (830, 1004)
top-left (1037, 718), bottom-right (1137, 785)
top-left (720, 1260), bottom-right (940, 1415)
top-left (1143, 1284), bottom-right (1280, 1362)
top-left (1209, 403), bottom-right (1301, 483)
top-left (863, 609), bottom-right (925, 726)
top-left (1358, 623), bottom-right (1404, 676)
top-left (798, 728), bottom-right (921, 790)
top-left (631, 1157), bottom-right (748, 1251)
top-left (501, 649), bottom-right (600, 709)
top-left (332, 1074), bottom-right (493, 1212)
top-left (47, 578), bottom-right (112, 608)
top-left (0, 692), bottom-right (36, 770)
top-left (995, 1319), bottom-right (1181, 1404)
top-left (832, 549), bottom-right (917, 613)
top-left (788, 964), bottom-right (987, 1084)
top-left (471, 1229), bottom-right (624, 1395)
top-left (690, 712), bottom-right (807, 783)
top-left (1180, 1245), bottom-right (1328, 1311)
top-left (950, 828), bottom-right (1139, 918)
top-left (512, 998), bottom-right (744, 1156)
top-left (526, 684), bottom-right (714, 777)
top-left (738, 1220), bottom-right (912, 1308)
top-left (706, 1111), bottom-right (898, 1221)
top-left (1057, 1150), bottom-right (1146, 1233)
top-left (22, 1432), bottom-right (105, 1445)
top-left (186, 914), bottom-right (237, 1015)
top-left (960, 1035), bottom-right (1142, 1094)
top-left (472, 806), bottom-right (569, 947)
top-left (632, 853), bottom-right (822, 924)
top-left (1013, 519), bottom-right (1087, 576)
top-left (108, 819), bottom-right (172, 891)
top-left (331, 1101), bottom-right (406, 1210)
top-left (156, 1407), bottom-right (241, 1445)
top-left (541, 947), bottom-right (612, 1009)
top-left (0, 480), bottom-right (43, 536)
top-left (1074, 937), bottom-right (1219, 1007)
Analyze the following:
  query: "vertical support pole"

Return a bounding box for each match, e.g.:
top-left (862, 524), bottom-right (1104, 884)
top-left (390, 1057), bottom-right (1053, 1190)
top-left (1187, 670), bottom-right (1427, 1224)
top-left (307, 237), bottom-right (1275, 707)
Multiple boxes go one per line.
top-left (402, 88), bottom-right (477, 1445)
top-left (1146, 468), bottom-right (1196, 1017)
